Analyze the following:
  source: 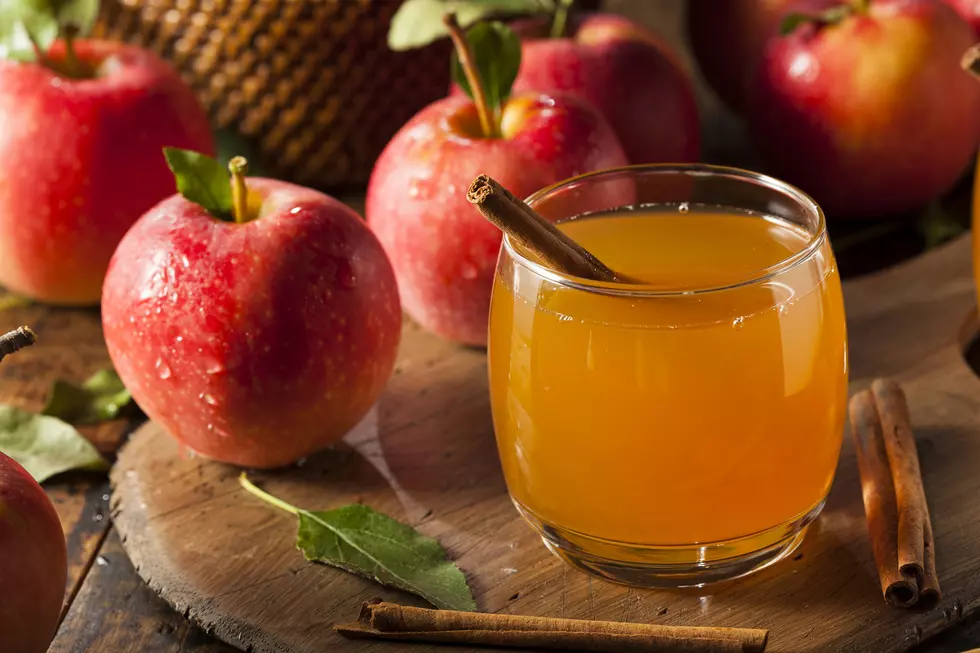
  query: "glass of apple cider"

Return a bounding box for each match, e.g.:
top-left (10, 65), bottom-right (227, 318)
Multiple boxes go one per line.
top-left (487, 164), bottom-right (848, 587)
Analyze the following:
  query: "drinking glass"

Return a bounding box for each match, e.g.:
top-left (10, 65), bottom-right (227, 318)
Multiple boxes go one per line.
top-left (487, 164), bottom-right (848, 587)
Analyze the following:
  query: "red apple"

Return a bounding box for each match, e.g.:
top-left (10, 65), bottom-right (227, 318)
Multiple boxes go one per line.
top-left (508, 13), bottom-right (700, 164)
top-left (749, 0), bottom-right (980, 218)
top-left (687, 0), bottom-right (832, 113)
top-left (0, 452), bottom-right (67, 653)
top-left (0, 40), bottom-right (213, 305)
top-left (945, 0), bottom-right (980, 35)
top-left (366, 92), bottom-right (628, 346)
top-left (102, 164), bottom-right (401, 468)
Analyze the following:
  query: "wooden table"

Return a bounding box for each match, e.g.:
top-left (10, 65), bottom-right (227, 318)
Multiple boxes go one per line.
top-left (3, 1), bottom-right (980, 650)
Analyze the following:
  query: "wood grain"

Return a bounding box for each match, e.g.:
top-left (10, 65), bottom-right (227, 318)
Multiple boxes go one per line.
top-left (108, 234), bottom-right (980, 653)
top-left (0, 296), bottom-right (128, 620)
top-left (49, 529), bottom-right (237, 653)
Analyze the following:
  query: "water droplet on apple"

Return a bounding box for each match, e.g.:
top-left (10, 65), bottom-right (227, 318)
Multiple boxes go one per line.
top-left (155, 358), bottom-right (172, 380)
top-left (409, 183), bottom-right (421, 198)
top-left (200, 393), bottom-right (219, 406)
top-left (166, 266), bottom-right (176, 285)
top-left (174, 336), bottom-right (184, 345)
top-left (679, 202), bottom-right (689, 214)
top-left (169, 292), bottom-right (179, 303)
top-left (461, 263), bottom-right (478, 280)
top-left (206, 423), bottom-right (214, 431)
top-left (180, 254), bottom-right (190, 269)
top-left (128, 316), bottom-right (136, 324)
top-left (290, 206), bottom-right (302, 215)
top-left (205, 359), bottom-right (225, 375)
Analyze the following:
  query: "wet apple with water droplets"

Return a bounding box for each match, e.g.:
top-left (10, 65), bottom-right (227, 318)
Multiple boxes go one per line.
top-left (0, 40), bottom-right (212, 305)
top-left (367, 19), bottom-right (627, 346)
top-left (102, 154), bottom-right (401, 468)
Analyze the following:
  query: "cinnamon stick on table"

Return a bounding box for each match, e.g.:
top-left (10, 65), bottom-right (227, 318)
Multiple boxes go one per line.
top-left (336, 601), bottom-right (768, 653)
top-left (848, 378), bottom-right (940, 608)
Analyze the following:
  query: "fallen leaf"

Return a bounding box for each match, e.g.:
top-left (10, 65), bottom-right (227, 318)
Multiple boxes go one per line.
top-left (0, 405), bottom-right (109, 483)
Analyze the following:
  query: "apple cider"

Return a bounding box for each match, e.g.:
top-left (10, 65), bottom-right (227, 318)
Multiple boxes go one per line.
top-left (487, 166), bottom-right (848, 585)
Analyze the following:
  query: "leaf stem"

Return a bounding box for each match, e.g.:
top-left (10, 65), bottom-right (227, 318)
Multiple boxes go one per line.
top-left (443, 13), bottom-right (498, 138)
top-left (25, 27), bottom-right (52, 69)
top-left (550, 0), bottom-right (574, 38)
top-left (963, 44), bottom-right (980, 80)
top-left (228, 156), bottom-right (249, 224)
top-left (239, 473), bottom-right (300, 515)
top-left (0, 326), bottom-right (36, 364)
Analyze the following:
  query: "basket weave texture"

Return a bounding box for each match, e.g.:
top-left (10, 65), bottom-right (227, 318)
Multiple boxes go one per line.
top-left (94, 0), bottom-right (452, 190)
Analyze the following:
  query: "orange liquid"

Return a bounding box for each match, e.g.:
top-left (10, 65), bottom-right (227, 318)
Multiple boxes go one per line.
top-left (488, 209), bottom-right (849, 545)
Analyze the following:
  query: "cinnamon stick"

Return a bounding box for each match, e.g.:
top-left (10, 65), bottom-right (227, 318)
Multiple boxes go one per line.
top-left (849, 389), bottom-right (918, 608)
top-left (871, 379), bottom-right (927, 581)
top-left (848, 379), bottom-right (941, 608)
top-left (466, 175), bottom-right (630, 283)
top-left (335, 601), bottom-right (768, 653)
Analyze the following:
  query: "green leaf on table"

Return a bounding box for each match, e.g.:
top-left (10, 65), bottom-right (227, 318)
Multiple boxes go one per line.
top-left (388, 0), bottom-right (551, 51)
top-left (43, 367), bottom-right (132, 424)
top-left (0, 405), bottom-right (108, 483)
top-left (916, 199), bottom-right (969, 250)
top-left (451, 21), bottom-right (521, 117)
top-left (0, 0), bottom-right (99, 60)
top-left (0, 294), bottom-right (32, 312)
top-left (239, 474), bottom-right (476, 612)
top-left (163, 147), bottom-right (234, 221)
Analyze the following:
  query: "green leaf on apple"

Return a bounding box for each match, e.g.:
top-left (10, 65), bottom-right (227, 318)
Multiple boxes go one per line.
top-left (163, 147), bottom-right (235, 221)
top-left (0, 0), bottom-right (99, 61)
top-left (240, 474), bottom-right (477, 612)
top-left (451, 21), bottom-right (521, 120)
top-left (388, 0), bottom-right (552, 51)
top-left (43, 367), bottom-right (133, 424)
top-left (0, 405), bottom-right (108, 483)
top-left (780, 5), bottom-right (853, 36)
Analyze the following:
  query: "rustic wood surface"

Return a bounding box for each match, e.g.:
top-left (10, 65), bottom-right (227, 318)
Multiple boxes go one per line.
top-left (103, 233), bottom-right (980, 653)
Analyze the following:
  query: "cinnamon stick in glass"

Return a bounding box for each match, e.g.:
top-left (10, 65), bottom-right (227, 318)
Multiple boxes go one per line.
top-left (466, 174), bottom-right (633, 283)
top-left (336, 601), bottom-right (768, 653)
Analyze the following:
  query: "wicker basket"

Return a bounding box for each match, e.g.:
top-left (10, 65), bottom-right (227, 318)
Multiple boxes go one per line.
top-left (94, 0), bottom-right (453, 190)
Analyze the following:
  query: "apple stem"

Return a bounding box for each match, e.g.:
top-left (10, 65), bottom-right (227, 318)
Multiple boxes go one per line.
top-left (0, 326), bottom-right (36, 365)
top-left (964, 44), bottom-right (980, 79)
top-left (62, 25), bottom-right (82, 78)
top-left (550, 0), bottom-right (575, 38)
top-left (228, 156), bottom-right (250, 224)
top-left (239, 473), bottom-right (301, 516)
top-left (443, 13), bottom-right (499, 138)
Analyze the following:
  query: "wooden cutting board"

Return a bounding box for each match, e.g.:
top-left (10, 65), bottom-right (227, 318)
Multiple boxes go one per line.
top-left (111, 233), bottom-right (980, 653)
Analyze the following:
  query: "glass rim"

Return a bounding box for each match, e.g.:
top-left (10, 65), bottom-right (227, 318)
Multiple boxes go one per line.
top-left (503, 163), bottom-right (828, 298)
